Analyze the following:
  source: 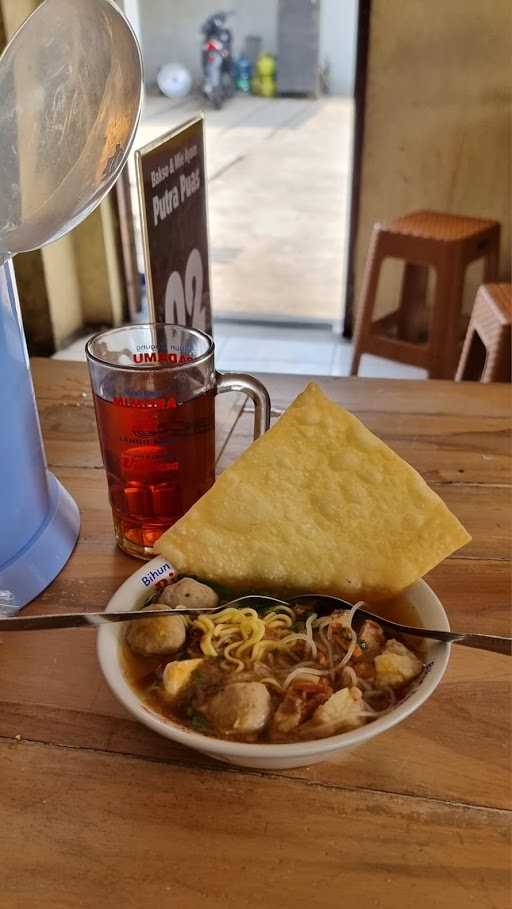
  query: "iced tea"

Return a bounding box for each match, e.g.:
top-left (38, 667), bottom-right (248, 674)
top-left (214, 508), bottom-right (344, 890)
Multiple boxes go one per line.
top-left (93, 388), bottom-right (215, 554)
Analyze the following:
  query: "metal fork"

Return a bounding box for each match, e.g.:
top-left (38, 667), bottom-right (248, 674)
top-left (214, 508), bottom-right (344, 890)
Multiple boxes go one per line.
top-left (0, 593), bottom-right (510, 655)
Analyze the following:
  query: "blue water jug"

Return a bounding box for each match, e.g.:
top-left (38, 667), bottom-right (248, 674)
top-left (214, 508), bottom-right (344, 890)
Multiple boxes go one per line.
top-left (0, 261), bottom-right (80, 611)
top-left (0, 0), bottom-right (143, 612)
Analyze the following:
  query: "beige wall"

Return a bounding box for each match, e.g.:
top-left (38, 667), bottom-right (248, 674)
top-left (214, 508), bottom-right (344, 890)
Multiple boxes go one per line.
top-left (137, 0), bottom-right (358, 95)
top-left (41, 239), bottom-right (83, 349)
top-left (353, 0), bottom-right (511, 323)
top-left (72, 203), bottom-right (125, 328)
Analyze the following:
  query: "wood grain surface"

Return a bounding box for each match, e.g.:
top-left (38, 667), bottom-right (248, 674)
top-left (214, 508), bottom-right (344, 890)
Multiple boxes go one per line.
top-left (2, 360), bottom-right (511, 909)
top-left (2, 740), bottom-right (510, 909)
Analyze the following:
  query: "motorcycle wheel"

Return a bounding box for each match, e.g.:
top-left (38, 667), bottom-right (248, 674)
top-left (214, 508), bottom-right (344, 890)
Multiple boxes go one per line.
top-left (222, 72), bottom-right (235, 100)
top-left (211, 86), bottom-right (223, 109)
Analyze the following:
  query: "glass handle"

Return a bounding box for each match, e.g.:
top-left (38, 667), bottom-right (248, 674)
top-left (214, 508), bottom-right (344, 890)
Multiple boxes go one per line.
top-left (215, 371), bottom-right (271, 439)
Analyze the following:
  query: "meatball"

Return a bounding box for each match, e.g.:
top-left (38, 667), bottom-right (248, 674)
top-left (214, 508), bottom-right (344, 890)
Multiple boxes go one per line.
top-left (208, 682), bottom-right (272, 735)
top-left (126, 605), bottom-right (186, 656)
top-left (159, 577), bottom-right (219, 610)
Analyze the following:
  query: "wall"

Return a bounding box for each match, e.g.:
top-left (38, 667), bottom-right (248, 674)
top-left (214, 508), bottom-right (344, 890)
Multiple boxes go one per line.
top-left (352, 0), bottom-right (511, 325)
top-left (138, 0), bottom-right (278, 87)
top-left (320, 0), bottom-right (357, 95)
top-left (138, 0), bottom-right (356, 95)
top-left (122, 0), bottom-right (143, 45)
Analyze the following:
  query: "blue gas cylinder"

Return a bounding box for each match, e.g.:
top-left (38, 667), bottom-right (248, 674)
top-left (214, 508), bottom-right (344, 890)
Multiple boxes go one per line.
top-left (235, 54), bottom-right (252, 93)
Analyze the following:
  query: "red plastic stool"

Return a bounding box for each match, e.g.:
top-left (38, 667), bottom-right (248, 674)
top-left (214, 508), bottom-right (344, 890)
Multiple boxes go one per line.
top-left (456, 284), bottom-right (511, 383)
top-left (350, 211), bottom-right (501, 378)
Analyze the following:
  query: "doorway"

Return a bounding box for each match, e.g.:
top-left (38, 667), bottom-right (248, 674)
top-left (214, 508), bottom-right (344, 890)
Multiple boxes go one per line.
top-left (120, 0), bottom-right (364, 375)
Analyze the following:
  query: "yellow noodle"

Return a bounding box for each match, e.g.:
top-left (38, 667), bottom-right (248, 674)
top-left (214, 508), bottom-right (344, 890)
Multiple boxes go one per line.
top-left (252, 637), bottom-right (296, 661)
top-left (222, 641), bottom-right (245, 671)
top-left (194, 616), bottom-right (216, 633)
top-left (194, 616), bottom-right (218, 657)
top-left (200, 638), bottom-right (217, 657)
top-left (264, 612), bottom-right (292, 623)
top-left (264, 620), bottom-right (292, 634)
top-left (193, 608), bottom-right (260, 659)
top-left (215, 628), bottom-right (238, 645)
top-left (190, 602), bottom-right (362, 685)
top-left (263, 611), bottom-right (293, 630)
top-left (236, 621), bottom-right (266, 657)
top-left (263, 605), bottom-right (295, 619)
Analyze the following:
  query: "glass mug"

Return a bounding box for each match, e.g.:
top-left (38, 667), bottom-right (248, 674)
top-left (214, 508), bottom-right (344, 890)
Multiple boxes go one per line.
top-left (86, 324), bottom-right (270, 559)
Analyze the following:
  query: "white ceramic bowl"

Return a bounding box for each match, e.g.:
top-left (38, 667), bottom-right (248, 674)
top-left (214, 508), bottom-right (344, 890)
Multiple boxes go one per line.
top-left (97, 556), bottom-right (451, 769)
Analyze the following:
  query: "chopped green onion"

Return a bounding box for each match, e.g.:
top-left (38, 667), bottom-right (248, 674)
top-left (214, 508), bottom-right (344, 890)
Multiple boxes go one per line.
top-left (186, 706), bottom-right (210, 731)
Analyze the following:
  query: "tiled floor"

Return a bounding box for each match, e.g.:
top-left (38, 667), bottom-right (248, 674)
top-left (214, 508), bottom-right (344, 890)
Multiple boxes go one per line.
top-left (214, 321), bottom-right (426, 378)
top-left (54, 321), bottom-right (427, 380)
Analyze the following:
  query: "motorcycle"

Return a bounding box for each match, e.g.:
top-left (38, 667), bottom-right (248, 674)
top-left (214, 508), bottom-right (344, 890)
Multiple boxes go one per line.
top-left (200, 10), bottom-right (235, 109)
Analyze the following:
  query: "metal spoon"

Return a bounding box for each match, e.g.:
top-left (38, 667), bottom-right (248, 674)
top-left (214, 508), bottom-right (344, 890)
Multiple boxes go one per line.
top-left (0, 0), bottom-right (143, 258)
top-left (0, 593), bottom-right (510, 656)
top-left (290, 594), bottom-right (512, 657)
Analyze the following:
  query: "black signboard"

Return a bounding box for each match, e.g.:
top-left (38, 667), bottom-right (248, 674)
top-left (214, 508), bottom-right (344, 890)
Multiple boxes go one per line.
top-left (135, 115), bottom-right (212, 333)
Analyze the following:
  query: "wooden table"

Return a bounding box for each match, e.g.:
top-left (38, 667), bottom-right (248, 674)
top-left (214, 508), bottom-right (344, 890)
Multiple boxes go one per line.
top-left (2, 360), bottom-right (511, 909)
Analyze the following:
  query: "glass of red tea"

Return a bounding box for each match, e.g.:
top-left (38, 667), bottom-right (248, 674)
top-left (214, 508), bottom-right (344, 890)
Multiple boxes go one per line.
top-left (86, 324), bottom-right (270, 559)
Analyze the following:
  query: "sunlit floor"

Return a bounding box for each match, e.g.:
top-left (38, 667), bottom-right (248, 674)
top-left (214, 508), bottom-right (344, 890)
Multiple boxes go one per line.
top-left (130, 93), bottom-right (353, 326)
top-left (59, 93), bottom-right (425, 378)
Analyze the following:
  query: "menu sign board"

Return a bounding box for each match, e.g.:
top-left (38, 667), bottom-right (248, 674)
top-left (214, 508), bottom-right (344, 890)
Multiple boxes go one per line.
top-left (135, 116), bottom-right (212, 333)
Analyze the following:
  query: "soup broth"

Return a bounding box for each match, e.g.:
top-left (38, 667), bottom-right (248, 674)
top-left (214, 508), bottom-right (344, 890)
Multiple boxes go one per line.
top-left (122, 578), bottom-right (426, 745)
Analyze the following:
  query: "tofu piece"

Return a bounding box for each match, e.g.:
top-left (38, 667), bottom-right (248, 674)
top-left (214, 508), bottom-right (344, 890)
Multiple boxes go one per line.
top-left (312, 687), bottom-right (365, 732)
top-left (271, 698), bottom-right (303, 735)
top-left (374, 639), bottom-right (423, 690)
top-left (358, 619), bottom-right (385, 656)
top-left (162, 658), bottom-right (204, 700)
